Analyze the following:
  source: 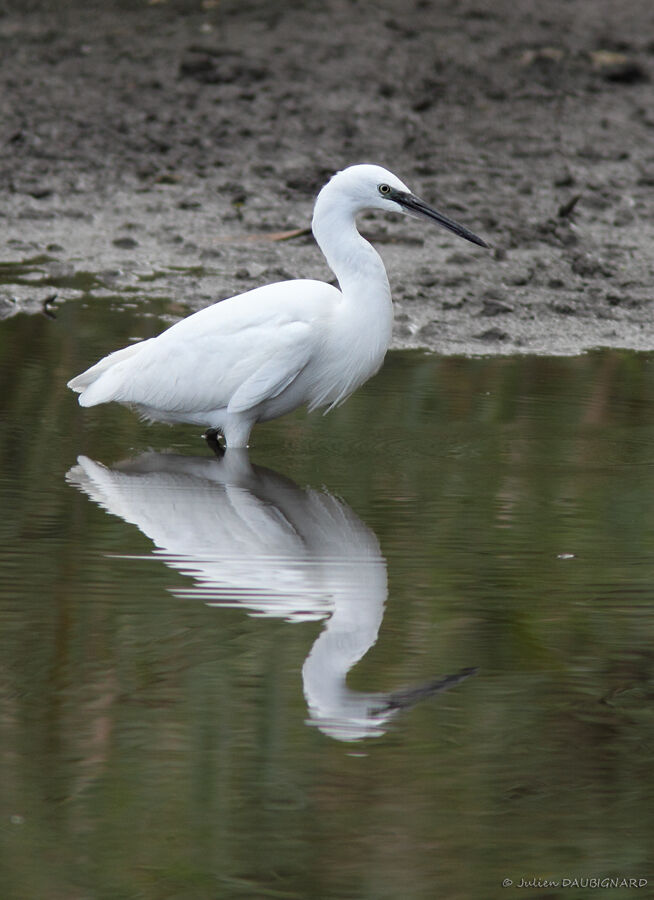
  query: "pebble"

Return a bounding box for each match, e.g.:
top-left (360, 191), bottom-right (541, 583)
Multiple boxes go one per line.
top-left (112, 237), bottom-right (139, 249)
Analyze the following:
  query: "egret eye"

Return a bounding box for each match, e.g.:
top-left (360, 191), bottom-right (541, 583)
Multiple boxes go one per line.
top-left (378, 183), bottom-right (391, 196)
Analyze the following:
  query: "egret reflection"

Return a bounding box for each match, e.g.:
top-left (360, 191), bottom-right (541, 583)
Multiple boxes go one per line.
top-left (67, 450), bottom-right (475, 741)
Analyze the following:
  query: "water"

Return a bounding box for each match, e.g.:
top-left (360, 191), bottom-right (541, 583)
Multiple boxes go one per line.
top-left (0, 292), bottom-right (653, 899)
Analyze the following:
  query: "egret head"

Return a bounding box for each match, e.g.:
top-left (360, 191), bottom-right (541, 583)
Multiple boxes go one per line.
top-left (323, 163), bottom-right (489, 249)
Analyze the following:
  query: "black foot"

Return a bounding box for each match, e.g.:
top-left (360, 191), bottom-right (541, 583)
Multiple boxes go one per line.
top-left (42, 293), bottom-right (58, 319)
top-left (203, 428), bottom-right (225, 458)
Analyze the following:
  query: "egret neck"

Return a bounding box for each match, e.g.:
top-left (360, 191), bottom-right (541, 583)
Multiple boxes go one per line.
top-left (311, 180), bottom-right (393, 350)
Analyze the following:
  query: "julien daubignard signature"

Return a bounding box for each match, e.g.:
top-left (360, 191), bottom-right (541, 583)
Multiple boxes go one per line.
top-left (502, 877), bottom-right (648, 889)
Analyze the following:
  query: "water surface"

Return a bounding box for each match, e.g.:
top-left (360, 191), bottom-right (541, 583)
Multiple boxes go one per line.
top-left (0, 297), bottom-right (653, 899)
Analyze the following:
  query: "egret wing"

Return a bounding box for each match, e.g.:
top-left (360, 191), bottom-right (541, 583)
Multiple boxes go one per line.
top-left (74, 280), bottom-right (337, 415)
top-left (227, 322), bottom-right (313, 414)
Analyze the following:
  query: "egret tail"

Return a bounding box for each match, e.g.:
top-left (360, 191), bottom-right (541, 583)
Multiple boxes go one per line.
top-left (68, 340), bottom-right (153, 406)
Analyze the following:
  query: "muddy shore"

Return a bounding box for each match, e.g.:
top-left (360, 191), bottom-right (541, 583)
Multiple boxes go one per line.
top-left (2, 0), bottom-right (654, 356)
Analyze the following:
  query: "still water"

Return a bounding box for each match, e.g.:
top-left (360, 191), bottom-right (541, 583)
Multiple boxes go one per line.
top-left (0, 296), bottom-right (653, 899)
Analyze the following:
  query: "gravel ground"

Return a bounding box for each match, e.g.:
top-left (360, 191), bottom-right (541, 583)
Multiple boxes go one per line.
top-left (2, 0), bottom-right (654, 355)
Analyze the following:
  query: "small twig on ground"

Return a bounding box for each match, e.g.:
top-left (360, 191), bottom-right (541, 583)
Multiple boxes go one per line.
top-left (557, 194), bottom-right (581, 218)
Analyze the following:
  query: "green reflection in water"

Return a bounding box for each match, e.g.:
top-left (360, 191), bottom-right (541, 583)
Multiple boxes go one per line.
top-left (0, 300), bottom-right (652, 899)
top-left (0, 255), bottom-right (105, 293)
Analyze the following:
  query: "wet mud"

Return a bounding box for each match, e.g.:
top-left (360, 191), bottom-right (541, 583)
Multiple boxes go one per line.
top-left (2, 0), bottom-right (654, 355)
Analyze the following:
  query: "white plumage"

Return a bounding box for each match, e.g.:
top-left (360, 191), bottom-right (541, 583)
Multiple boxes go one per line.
top-left (67, 450), bottom-right (476, 740)
top-left (68, 163), bottom-right (487, 447)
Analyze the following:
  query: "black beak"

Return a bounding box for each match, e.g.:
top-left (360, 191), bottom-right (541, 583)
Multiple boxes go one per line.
top-left (391, 189), bottom-right (489, 248)
top-left (371, 667), bottom-right (479, 715)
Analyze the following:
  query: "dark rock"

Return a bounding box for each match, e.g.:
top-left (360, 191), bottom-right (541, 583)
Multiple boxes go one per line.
top-left (481, 298), bottom-right (513, 316)
top-left (418, 321), bottom-right (441, 338)
top-left (475, 327), bottom-right (509, 341)
top-left (179, 53), bottom-right (267, 85)
top-left (570, 253), bottom-right (613, 278)
top-left (590, 51), bottom-right (649, 83)
top-left (442, 299), bottom-right (465, 310)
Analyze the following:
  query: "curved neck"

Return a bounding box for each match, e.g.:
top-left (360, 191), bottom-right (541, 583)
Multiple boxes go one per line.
top-left (312, 191), bottom-right (391, 303)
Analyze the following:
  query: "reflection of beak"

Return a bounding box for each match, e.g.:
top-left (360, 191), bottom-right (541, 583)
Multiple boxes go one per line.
top-left (391, 189), bottom-right (489, 248)
top-left (372, 666), bottom-right (479, 715)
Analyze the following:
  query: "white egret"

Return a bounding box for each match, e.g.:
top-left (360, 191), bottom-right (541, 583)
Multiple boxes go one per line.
top-left (68, 164), bottom-right (488, 447)
top-left (67, 450), bottom-right (477, 741)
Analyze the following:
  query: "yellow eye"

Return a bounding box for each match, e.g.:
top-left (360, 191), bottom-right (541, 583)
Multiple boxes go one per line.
top-left (378, 183), bottom-right (391, 195)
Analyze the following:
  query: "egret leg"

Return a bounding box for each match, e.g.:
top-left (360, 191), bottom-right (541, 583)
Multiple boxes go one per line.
top-left (222, 414), bottom-right (255, 449)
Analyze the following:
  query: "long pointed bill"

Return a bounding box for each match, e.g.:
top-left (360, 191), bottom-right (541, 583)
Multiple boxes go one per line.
top-left (392, 189), bottom-right (489, 248)
top-left (371, 667), bottom-right (479, 715)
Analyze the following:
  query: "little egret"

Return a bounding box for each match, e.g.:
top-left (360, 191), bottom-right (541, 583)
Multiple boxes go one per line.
top-left (67, 449), bottom-right (477, 741)
top-left (68, 163), bottom-right (488, 447)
